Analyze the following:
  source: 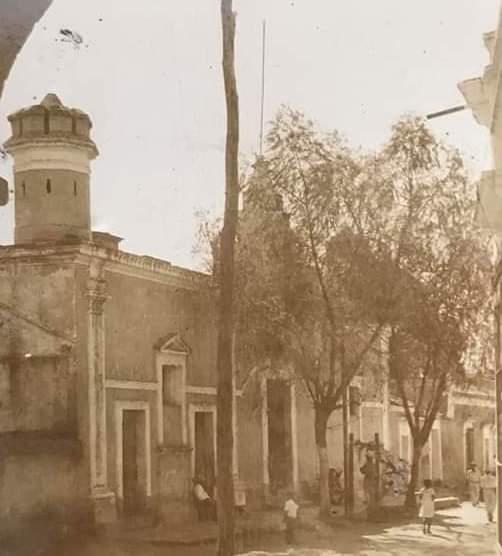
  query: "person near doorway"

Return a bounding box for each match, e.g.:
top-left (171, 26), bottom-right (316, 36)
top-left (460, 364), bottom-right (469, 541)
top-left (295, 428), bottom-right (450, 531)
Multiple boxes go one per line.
top-left (417, 479), bottom-right (435, 535)
top-left (466, 463), bottom-right (481, 506)
top-left (283, 492), bottom-right (299, 545)
top-left (481, 468), bottom-right (497, 523)
top-left (192, 477), bottom-right (216, 521)
top-left (360, 453), bottom-right (377, 510)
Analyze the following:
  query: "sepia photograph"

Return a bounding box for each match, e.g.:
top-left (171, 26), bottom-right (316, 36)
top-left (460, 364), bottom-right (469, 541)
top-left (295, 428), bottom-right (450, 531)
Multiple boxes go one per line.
top-left (0, 1), bottom-right (501, 555)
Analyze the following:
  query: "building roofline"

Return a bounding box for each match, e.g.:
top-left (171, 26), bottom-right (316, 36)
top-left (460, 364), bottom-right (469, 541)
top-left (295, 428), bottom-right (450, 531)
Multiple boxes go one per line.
top-left (0, 240), bottom-right (211, 291)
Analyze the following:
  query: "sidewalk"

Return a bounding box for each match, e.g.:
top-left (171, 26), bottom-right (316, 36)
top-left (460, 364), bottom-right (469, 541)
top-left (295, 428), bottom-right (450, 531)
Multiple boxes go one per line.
top-left (41, 501), bottom-right (494, 556)
top-left (107, 505), bottom-right (321, 547)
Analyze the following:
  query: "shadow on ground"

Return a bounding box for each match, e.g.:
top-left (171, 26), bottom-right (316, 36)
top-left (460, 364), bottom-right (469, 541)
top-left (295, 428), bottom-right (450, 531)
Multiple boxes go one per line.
top-left (2, 504), bottom-right (495, 556)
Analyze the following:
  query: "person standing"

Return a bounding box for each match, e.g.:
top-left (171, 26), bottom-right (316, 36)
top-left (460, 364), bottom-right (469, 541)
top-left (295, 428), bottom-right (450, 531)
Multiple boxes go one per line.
top-left (466, 463), bottom-right (481, 506)
top-left (192, 477), bottom-right (216, 521)
top-left (360, 453), bottom-right (377, 511)
top-left (417, 479), bottom-right (435, 535)
top-left (283, 492), bottom-right (299, 545)
top-left (481, 469), bottom-right (497, 523)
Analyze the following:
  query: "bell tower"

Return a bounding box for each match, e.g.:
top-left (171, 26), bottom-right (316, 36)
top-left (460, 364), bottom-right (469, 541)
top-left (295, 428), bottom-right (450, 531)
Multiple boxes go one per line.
top-left (4, 93), bottom-right (98, 244)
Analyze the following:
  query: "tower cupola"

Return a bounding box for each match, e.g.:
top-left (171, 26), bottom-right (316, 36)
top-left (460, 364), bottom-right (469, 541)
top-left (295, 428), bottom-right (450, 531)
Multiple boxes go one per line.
top-left (3, 93), bottom-right (98, 244)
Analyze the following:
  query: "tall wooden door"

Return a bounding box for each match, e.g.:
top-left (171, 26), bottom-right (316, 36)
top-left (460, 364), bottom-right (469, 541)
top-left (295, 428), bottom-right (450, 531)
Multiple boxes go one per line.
top-left (123, 410), bottom-right (146, 515)
top-left (465, 427), bottom-right (475, 467)
top-left (267, 379), bottom-right (292, 493)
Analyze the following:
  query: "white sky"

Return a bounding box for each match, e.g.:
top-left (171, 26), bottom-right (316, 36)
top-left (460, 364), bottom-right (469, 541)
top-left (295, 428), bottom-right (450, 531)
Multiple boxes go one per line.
top-left (0, 0), bottom-right (499, 269)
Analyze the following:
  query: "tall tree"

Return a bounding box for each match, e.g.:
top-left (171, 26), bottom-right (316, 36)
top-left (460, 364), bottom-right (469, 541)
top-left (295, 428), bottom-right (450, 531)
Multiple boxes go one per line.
top-left (356, 117), bottom-right (494, 507)
top-left (216, 0), bottom-right (239, 554)
top-left (242, 108), bottom-right (384, 516)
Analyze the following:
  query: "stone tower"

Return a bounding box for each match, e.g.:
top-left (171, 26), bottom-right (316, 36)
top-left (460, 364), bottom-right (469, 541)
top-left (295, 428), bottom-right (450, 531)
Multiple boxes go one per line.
top-left (4, 93), bottom-right (98, 244)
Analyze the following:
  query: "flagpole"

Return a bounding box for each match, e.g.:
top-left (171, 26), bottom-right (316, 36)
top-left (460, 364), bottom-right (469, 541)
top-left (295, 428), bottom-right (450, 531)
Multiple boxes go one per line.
top-left (259, 20), bottom-right (266, 156)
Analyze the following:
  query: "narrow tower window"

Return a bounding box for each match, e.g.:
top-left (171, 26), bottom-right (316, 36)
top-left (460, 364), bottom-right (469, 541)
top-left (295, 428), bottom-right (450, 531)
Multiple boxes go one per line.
top-left (46, 179), bottom-right (51, 194)
top-left (44, 111), bottom-right (50, 134)
top-left (21, 182), bottom-right (26, 197)
top-left (73, 181), bottom-right (78, 196)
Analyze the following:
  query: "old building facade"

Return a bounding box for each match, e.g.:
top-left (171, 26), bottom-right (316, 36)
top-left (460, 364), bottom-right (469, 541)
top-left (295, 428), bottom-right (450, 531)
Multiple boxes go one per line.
top-left (0, 94), bottom-right (221, 528)
top-left (459, 7), bottom-right (502, 551)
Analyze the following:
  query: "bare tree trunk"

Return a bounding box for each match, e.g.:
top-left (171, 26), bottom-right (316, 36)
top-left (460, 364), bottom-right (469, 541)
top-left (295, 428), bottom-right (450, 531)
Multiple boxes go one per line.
top-left (405, 438), bottom-right (422, 509)
top-left (217, 1), bottom-right (239, 555)
top-left (315, 407), bottom-right (331, 517)
top-left (342, 387), bottom-right (350, 516)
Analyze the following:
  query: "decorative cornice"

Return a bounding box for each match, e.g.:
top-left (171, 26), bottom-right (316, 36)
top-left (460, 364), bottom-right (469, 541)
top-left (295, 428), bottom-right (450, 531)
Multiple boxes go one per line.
top-left (0, 242), bottom-right (210, 292)
top-left (79, 244), bottom-right (209, 291)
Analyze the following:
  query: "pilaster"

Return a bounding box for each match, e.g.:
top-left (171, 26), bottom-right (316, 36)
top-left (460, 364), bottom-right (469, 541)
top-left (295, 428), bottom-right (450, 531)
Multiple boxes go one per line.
top-left (87, 259), bottom-right (116, 522)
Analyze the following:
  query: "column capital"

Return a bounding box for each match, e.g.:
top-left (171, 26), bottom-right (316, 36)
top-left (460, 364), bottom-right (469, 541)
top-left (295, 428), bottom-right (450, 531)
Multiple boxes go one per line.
top-left (87, 278), bottom-right (109, 315)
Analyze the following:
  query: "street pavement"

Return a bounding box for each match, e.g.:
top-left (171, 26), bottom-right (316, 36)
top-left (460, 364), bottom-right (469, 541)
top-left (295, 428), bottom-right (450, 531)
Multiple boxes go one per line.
top-left (42, 502), bottom-right (497, 556)
top-left (235, 503), bottom-right (497, 556)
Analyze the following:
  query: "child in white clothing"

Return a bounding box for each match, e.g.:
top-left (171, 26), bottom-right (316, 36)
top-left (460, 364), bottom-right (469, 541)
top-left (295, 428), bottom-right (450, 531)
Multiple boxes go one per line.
top-left (417, 479), bottom-right (435, 535)
top-left (283, 493), bottom-right (299, 545)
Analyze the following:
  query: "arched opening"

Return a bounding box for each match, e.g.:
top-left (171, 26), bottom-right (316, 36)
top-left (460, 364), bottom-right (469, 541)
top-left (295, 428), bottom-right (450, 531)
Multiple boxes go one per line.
top-left (73, 181), bottom-right (77, 196)
top-left (21, 181), bottom-right (26, 197)
top-left (46, 179), bottom-right (51, 194)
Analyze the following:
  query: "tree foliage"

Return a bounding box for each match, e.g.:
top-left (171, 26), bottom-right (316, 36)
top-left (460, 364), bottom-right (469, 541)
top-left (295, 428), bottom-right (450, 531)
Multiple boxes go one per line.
top-left (241, 107), bottom-right (385, 513)
top-left (197, 108), bottom-right (493, 514)
top-left (358, 117), bottom-right (493, 506)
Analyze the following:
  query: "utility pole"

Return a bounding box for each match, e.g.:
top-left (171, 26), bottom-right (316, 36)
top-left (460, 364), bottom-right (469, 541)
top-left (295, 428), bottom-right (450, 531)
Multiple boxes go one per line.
top-left (217, 1), bottom-right (239, 554)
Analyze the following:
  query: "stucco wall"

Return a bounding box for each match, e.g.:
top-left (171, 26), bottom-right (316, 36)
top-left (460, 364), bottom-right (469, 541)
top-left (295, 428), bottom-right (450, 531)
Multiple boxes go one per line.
top-left (0, 450), bottom-right (87, 530)
top-left (295, 382), bottom-right (318, 493)
top-left (0, 257), bottom-right (80, 436)
top-left (360, 406), bottom-right (383, 443)
top-left (237, 377), bottom-right (264, 506)
top-left (0, 258), bottom-right (76, 338)
top-left (103, 269), bottom-right (216, 386)
top-left (0, 356), bottom-right (75, 433)
top-left (157, 447), bottom-right (193, 522)
top-left (14, 169), bottom-right (91, 244)
top-left (0, 253), bottom-right (89, 530)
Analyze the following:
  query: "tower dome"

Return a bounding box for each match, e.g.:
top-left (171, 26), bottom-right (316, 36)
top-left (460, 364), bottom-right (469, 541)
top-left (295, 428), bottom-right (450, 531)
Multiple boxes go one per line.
top-left (3, 93), bottom-right (98, 244)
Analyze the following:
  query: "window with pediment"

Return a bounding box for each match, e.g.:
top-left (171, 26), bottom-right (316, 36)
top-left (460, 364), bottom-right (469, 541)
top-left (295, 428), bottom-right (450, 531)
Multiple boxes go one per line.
top-left (162, 364), bottom-right (183, 406)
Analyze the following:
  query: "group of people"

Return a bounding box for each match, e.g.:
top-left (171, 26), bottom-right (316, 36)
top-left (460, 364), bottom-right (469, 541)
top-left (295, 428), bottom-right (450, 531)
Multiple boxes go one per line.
top-left (359, 452), bottom-right (410, 506)
top-left (193, 475), bottom-right (300, 546)
top-left (466, 462), bottom-right (497, 522)
top-left (416, 462), bottom-right (497, 536)
top-left (194, 461), bottom-right (497, 545)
